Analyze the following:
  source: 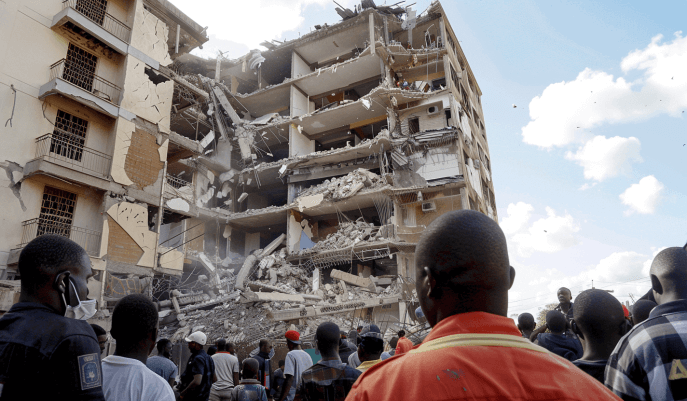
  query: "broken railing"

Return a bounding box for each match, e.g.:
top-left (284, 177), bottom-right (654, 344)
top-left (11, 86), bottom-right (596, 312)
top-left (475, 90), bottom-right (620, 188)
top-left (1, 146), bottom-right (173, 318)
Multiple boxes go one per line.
top-left (62, 0), bottom-right (132, 43)
top-left (49, 59), bottom-right (122, 105)
top-left (19, 218), bottom-right (101, 256)
top-left (165, 174), bottom-right (195, 203)
top-left (35, 129), bottom-right (113, 178)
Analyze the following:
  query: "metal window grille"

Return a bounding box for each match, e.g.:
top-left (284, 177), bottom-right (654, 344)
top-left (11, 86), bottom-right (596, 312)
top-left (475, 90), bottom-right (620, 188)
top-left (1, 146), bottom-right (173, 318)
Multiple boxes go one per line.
top-left (64, 43), bottom-right (98, 93)
top-left (74, 0), bottom-right (107, 26)
top-left (51, 110), bottom-right (88, 162)
top-left (38, 187), bottom-right (77, 237)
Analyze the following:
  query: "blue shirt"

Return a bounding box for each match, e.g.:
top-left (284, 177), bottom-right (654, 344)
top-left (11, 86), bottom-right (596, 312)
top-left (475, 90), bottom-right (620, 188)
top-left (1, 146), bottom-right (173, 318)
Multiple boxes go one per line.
top-left (232, 379), bottom-right (268, 401)
top-left (0, 302), bottom-right (106, 400)
top-left (536, 333), bottom-right (583, 361)
top-left (606, 299), bottom-right (687, 400)
top-left (180, 349), bottom-right (215, 401)
top-left (146, 355), bottom-right (178, 383)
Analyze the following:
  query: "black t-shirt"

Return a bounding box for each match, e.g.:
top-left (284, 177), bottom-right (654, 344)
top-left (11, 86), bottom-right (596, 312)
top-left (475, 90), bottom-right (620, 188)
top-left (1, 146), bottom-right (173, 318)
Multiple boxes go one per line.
top-left (181, 349), bottom-right (215, 401)
top-left (0, 302), bottom-right (105, 400)
top-left (573, 359), bottom-right (607, 383)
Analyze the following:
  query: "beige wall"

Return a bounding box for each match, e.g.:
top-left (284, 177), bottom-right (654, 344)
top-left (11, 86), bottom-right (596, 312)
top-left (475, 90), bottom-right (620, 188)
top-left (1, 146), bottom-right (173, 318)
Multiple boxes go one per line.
top-left (130, 0), bottom-right (172, 66)
top-left (120, 54), bottom-right (174, 133)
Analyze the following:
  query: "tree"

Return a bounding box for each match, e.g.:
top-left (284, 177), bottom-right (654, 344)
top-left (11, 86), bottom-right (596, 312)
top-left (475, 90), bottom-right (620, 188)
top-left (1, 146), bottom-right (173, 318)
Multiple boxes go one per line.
top-left (536, 303), bottom-right (559, 329)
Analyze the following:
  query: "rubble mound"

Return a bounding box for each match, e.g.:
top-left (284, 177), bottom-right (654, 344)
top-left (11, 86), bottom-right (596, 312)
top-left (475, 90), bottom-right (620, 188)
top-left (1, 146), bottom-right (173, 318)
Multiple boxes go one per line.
top-left (297, 169), bottom-right (386, 201)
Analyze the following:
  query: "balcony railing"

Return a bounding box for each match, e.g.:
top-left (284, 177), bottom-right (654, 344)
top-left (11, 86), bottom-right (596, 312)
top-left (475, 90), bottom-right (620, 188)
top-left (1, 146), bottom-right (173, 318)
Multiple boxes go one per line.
top-left (165, 174), bottom-right (195, 203)
top-left (35, 129), bottom-right (112, 178)
top-left (20, 218), bottom-right (102, 256)
top-left (50, 59), bottom-right (122, 106)
top-left (63, 0), bottom-right (132, 43)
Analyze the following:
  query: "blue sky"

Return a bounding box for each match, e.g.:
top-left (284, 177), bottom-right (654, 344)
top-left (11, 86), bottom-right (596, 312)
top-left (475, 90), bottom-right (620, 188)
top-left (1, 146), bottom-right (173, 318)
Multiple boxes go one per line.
top-left (171, 0), bottom-right (687, 317)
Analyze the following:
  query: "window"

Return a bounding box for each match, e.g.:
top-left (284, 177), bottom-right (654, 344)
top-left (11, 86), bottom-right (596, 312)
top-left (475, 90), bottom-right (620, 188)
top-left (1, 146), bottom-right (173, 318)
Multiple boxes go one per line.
top-left (65, 44), bottom-right (98, 93)
top-left (402, 207), bottom-right (416, 227)
top-left (38, 186), bottom-right (77, 238)
top-left (75, 0), bottom-right (108, 26)
top-left (52, 110), bottom-right (88, 162)
top-left (408, 117), bottom-right (420, 134)
top-left (431, 77), bottom-right (446, 91)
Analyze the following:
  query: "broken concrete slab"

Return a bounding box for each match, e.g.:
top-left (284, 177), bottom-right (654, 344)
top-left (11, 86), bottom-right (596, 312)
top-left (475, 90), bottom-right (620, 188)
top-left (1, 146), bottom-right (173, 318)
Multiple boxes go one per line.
top-left (240, 290), bottom-right (305, 304)
top-left (330, 269), bottom-right (376, 292)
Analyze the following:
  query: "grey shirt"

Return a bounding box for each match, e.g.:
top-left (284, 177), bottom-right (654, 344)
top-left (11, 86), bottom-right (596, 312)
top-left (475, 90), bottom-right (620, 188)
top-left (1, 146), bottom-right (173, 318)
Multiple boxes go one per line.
top-left (283, 349), bottom-right (313, 401)
top-left (146, 356), bottom-right (178, 383)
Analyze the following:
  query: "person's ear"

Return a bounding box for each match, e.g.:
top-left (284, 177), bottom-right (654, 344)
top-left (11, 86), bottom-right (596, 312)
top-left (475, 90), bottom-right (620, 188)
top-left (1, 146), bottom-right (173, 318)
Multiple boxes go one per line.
top-left (424, 267), bottom-right (442, 300)
top-left (571, 319), bottom-right (584, 340)
top-left (508, 266), bottom-right (516, 290)
top-left (54, 271), bottom-right (71, 303)
top-left (650, 274), bottom-right (662, 295)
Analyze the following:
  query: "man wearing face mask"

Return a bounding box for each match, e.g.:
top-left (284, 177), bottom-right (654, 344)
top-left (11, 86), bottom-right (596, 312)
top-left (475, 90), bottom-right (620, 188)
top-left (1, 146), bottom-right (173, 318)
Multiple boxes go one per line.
top-left (0, 235), bottom-right (105, 400)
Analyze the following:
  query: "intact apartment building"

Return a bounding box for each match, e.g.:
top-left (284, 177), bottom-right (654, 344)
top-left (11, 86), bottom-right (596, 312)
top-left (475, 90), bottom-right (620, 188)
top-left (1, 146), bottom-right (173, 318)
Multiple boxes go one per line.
top-left (0, 0), bottom-right (210, 308)
top-left (0, 0), bottom-right (497, 324)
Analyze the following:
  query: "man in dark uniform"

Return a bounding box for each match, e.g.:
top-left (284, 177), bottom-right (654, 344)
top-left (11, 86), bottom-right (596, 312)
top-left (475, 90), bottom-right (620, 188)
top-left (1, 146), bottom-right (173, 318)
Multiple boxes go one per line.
top-left (0, 234), bottom-right (105, 400)
top-left (180, 331), bottom-right (216, 401)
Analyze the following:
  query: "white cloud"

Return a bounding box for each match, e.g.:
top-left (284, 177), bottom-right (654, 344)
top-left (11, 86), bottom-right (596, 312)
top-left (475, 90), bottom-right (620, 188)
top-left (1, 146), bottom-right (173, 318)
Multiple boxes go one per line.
top-left (619, 175), bottom-right (665, 215)
top-left (521, 32), bottom-right (687, 148)
top-left (565, 135), bottom-right (642, 181)
top-left (500, 203), bottom-right (580, 257)
top-left (579, 182), bottom-right (598, 191)
top-left (169, 0), bottom-right (356, 58)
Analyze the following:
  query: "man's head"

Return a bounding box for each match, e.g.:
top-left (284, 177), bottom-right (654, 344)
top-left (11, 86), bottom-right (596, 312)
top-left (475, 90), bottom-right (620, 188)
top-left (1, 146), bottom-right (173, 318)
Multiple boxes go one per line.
top-left (389, 337), bottom-right (399, 348)
top-left (357, 324), bottom-right (384, 362)
top-left (285, 330), bottom-right (301, 351)
top-left (517, 313), bottom-right (535, 332)
top-left (397, 330), bottom-right (405, 338)
top-left (557, 287), bottom-right (572, 304)
top-left (573, 290), bottom-right (630, 355)
top-left (259, 339), bottom-right (272, 354)
top-left (18, 234), bottom-right (94, 316)
top-left (415, 210), bottom-right (515, 327)
top-left (632, 300), bottom-right (657, 325)
top-left (91, 324), bottom-right (108, 353)
top-left (216, 338), bottom-right (227, 352)
top-left (278, 359), bottom-right (285, 369)
top-left (315, 322), bottom-right (341, 358)
top-left (340, 330), bottom-right (347, 340)
top-left (545, 310), bottom-right (567, 334)
top-left (185, 331), bottom-right (207, 353)
top-left (110, 294), bottom-right (158, 357)
top-left (157, 339), bottom-right (173, 358)
top-left (357, 325), bottom-right (363, 333)
top-left (207, 346), bottom-right (217, 356)
top-left (227, 342), bottom-right (236, 355)
top-left (650, 246), bottom-right (687, 305)
top-left (242, 358), bottom-right (259, 379)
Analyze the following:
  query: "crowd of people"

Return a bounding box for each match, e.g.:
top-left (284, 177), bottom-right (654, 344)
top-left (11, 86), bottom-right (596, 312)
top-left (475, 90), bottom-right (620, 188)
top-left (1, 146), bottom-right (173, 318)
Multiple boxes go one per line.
top-left (1, 210), bottom-right (686, 400)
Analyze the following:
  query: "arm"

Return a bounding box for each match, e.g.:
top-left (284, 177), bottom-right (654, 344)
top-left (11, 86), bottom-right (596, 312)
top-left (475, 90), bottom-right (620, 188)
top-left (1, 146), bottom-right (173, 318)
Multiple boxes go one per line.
top-left (260, 386), bottom-right (269, 401)
top-left (181, 374), bottom-right (203, 397)
top-left (529, 325), bottom-right (547, 342)
top-left (233, 372), bottom-right (240, 387)
top-left (277, 375), bottom-right (293, 401)
top-left (50, 335), bottom-right (106, 401)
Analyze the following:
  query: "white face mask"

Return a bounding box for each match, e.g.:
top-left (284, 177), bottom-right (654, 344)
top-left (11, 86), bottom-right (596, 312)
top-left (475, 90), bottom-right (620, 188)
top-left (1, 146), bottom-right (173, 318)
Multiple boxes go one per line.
top-left (62, 279), bottom-right (97, 320)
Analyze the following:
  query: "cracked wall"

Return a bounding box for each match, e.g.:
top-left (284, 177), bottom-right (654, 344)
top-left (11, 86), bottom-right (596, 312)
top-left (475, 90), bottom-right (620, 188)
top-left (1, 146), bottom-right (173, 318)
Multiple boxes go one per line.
top-left (106, 201), bottom-right (157, 267)
top-left (130, 0), bottom-right (173, 67)
top-left (121, 55), bottom-right (174, 134)
top-left (124, 129), bottom-right (165, 188)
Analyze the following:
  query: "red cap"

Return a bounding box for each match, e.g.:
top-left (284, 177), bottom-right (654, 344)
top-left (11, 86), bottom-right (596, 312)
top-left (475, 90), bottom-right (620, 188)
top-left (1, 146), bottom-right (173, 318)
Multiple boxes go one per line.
top-left (622, 304), bottom-right (630, 318)
top-left (285, 330), bottom-right (301, 344)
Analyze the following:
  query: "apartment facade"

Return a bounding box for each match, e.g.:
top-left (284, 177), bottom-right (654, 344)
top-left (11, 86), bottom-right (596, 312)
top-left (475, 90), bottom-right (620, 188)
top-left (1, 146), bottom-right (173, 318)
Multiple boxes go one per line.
top-left (0, 0), bottom-right (208, 309)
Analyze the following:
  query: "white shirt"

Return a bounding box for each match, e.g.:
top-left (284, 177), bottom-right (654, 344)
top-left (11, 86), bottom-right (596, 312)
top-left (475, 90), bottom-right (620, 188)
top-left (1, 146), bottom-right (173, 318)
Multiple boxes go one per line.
top-left (284, 350), bottom-right (313, 401)
top-left (102, 355), bottom-right (175, 401)
top-left (211, 352), bottom-right (240, 390)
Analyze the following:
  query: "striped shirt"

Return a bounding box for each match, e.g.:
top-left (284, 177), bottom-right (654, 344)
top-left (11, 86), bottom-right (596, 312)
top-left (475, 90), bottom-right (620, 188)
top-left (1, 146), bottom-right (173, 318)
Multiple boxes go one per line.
top-left (605, 299), bottom-right (687, 401)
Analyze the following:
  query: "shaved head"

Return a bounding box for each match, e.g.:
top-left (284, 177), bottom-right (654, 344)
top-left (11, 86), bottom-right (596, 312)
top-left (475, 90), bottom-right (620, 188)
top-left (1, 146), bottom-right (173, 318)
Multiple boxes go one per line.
top-left (546, 311), bottom-right (567, 333)
top-left (315, 322), bottom-right (341, 358)
top-left (242, 358), bottom-right (259, 379)
top-left (518, 313), bottom-right (535, 331)
top-left (415, 210), bottom-right (515, 326)
top-left (574, 290), bottom-right (624, 339)
top-left (650, 246), bottom-right (687, 305)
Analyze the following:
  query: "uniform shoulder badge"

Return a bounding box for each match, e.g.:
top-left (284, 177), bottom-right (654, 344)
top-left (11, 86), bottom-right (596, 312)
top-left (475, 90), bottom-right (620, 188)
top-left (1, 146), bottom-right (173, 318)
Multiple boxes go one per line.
top-left (78, 353), bottom-right (102, 390)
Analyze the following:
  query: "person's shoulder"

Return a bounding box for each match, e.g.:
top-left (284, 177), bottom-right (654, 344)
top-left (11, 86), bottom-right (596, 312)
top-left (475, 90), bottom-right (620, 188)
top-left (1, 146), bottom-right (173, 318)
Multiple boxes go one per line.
top-left (344, 365), bottom-right (363, 378)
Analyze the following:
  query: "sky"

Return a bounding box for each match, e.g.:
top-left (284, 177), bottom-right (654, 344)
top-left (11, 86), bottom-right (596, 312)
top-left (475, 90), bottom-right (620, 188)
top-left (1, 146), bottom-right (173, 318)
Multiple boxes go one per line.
top-left (169, 0), bottom-right (687, 318)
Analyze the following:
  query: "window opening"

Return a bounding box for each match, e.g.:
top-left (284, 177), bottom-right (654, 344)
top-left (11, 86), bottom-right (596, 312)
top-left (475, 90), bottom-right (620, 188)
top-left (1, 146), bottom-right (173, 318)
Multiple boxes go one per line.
top-left (52, 110), bottom-right (88, 162)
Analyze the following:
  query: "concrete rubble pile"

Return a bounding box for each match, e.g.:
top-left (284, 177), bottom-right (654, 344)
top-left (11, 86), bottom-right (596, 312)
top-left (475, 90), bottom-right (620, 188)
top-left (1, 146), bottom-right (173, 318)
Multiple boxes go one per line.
top-left (296, 218), bottom-right (388, 256)
top-left (296, 169), bottom-right (387, 201)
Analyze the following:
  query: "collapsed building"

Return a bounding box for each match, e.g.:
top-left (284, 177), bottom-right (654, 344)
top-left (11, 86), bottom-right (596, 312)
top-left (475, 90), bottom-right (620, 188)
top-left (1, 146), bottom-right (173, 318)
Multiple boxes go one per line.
top-left (0, 0), bottom-right (496, 351)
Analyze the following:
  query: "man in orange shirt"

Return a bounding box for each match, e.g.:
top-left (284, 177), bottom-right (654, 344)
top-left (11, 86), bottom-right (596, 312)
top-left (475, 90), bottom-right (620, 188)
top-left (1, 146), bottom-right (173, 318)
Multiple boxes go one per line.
top-left (394, 330), bottom-right (413, 355)
top-left (346, 210), bottom-right (621, 401)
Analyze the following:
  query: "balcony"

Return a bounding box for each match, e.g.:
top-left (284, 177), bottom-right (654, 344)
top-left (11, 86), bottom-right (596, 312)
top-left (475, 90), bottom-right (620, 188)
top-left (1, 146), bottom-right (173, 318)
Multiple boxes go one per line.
top-left (40, 59), bottom-right (126, 119)
top-left (19, 218), bottom-right (102, 257)
top-left (51, 0), bottom-right (131, 55)
top-left (164, 174), bottom-right (195, 204)
top-left (35, 129), bottom-right (112, 178)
